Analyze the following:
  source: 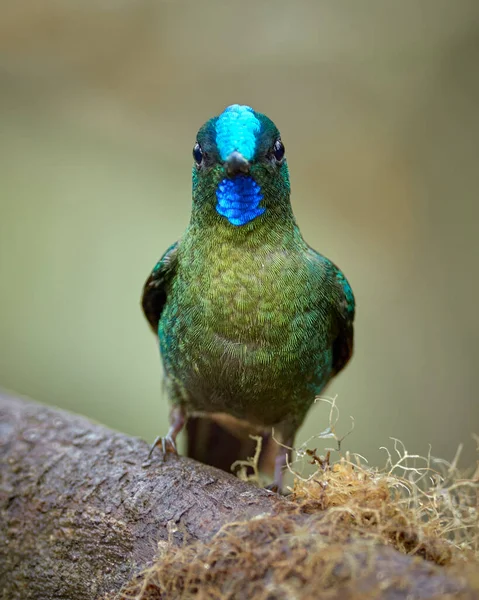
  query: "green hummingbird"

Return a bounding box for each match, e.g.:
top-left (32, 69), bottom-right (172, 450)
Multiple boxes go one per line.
top-left (142, 104), bottom-right (355, 490)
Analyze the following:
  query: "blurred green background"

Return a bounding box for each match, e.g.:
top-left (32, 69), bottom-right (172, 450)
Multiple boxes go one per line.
top-left (1, 1), bottom-right (478, 469)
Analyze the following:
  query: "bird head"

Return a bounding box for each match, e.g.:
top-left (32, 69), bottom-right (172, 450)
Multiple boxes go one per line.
top-left (191, 105), bottom-right (291, 227)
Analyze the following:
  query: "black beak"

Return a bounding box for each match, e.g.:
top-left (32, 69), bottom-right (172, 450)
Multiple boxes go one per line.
top-left (225, 151), bottom-right (250, 177)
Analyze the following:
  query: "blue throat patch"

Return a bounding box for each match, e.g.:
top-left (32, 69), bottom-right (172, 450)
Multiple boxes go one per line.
top-left (215, 105), bottom-right (260, 161)
top-left (216, 176), bottom-right (264, 226)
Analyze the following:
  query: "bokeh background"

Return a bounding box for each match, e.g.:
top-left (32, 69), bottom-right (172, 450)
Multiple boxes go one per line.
top-left (1, 1), bottom-right (478, 470)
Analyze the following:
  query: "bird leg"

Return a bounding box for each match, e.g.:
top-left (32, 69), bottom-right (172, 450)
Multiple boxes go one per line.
top-left (148, 405), bottom-right (186, 460)
top-left (267, 442), bottom-right (293, 493)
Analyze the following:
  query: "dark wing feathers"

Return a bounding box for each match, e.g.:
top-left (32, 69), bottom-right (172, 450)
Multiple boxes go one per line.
top-left (328, 259), bottom-right (355, 375)
top-left (141, 241), bottom-right (179, 333)
top-left (310, 250), bottom-right (355, 376)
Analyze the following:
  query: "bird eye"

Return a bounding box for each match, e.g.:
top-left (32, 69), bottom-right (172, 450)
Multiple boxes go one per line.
top-left (273, 139), bottom-right (285, 162)
top-left (193, 142), bottom-right (203, 165)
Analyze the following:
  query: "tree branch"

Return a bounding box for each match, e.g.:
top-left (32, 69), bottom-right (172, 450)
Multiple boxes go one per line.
top-left (1, 392), bottom-right (477, 600)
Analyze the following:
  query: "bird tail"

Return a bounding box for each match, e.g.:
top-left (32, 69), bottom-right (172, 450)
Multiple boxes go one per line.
top-left (186, 415), bottom-right (275, 478)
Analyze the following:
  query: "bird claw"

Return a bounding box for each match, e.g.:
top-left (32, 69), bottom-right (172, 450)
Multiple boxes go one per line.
top-left (148, 434), bottom-right (178, 460)
top-left (147, 408), bottom-right (186, 462)
top-left (265, 482), bottom-right (280, 493)
top-left (161, 435), bottom-right (178, 455)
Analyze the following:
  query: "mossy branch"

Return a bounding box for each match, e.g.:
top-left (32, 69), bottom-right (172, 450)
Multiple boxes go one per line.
top-left (0, 392), bottom-right (477, 600)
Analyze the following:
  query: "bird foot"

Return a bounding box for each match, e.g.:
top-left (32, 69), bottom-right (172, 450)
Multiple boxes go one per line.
top-left (148, 434), bottom-right (178, 460)
top-left (265, 482), bottom-right (280, 493)
top-left (147, 406), bottom-right (186, 461)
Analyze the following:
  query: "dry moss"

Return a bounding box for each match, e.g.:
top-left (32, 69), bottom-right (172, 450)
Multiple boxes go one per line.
top-left (116, 404), bottom-right (479, 600)
top-left (289, 400), bottom-right (478, 564)
top-left (291, 452), bottom-right (476, 565)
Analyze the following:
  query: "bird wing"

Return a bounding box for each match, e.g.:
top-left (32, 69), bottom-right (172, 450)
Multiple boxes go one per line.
top-left (330, 260), bottom-right (355, 375)
top-left (141, 241), bottom-right (179, 333)
top-left (311, 250), bottom-right (355, 376)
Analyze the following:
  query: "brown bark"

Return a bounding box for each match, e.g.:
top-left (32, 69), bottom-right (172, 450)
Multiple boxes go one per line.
top-left (0, 392), bottom-right (284, 599)
top-left (0, 392), bottom-right (477, 600)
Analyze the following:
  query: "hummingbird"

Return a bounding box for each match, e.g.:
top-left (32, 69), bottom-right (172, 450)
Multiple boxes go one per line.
top-left (142, 104), bottom-right (355, 490)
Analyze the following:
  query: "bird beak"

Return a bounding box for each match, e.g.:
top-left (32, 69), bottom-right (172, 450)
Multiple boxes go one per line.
top-left (225, 151), bottom-right (250, 177)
